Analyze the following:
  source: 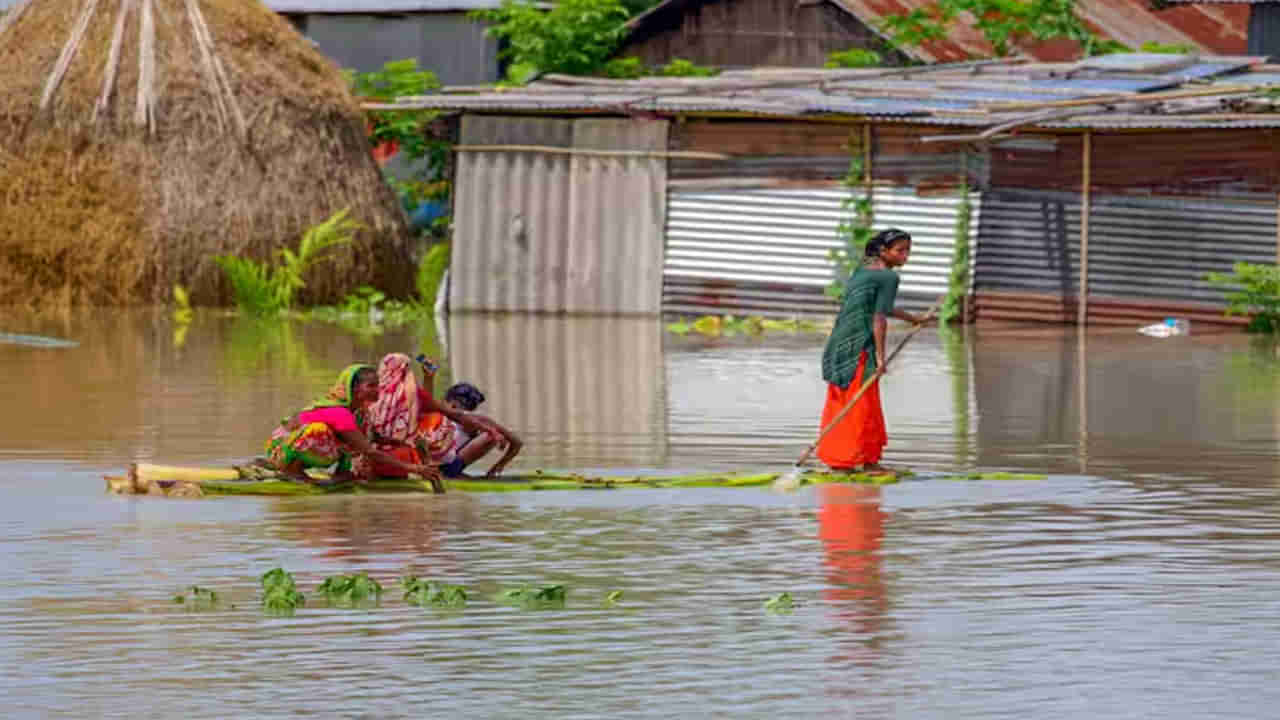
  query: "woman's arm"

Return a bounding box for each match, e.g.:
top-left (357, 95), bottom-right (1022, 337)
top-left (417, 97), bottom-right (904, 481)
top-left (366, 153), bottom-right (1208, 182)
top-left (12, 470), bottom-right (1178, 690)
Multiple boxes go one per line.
top-left (338, 429), bottom-right (440, 480)
top-left (890, 309), bottom-right (925, 325)
top-left (420, 393), bottom-right (502, 437)
top-left (873, 312), bottom-right (888, 370)
top-left (473, 415), bottom-right (522, 477)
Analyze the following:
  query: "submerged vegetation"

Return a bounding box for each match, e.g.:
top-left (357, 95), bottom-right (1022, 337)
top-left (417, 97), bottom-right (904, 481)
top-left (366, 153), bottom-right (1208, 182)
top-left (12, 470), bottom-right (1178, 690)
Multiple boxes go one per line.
top-left (173, 586), bottom-right (220, 610)
top-left (317, 572), bottom-right (384, 608)
top-left (666, 315), bottom-right (828, 338)
top-left (402, 576), bottom-right (469, 609)
top-left (764, 593), bottom-right (795, 614)
top-left (261, 568), bottom-right (306, 615)
top-left (496, 585), bottom-right (569, 610)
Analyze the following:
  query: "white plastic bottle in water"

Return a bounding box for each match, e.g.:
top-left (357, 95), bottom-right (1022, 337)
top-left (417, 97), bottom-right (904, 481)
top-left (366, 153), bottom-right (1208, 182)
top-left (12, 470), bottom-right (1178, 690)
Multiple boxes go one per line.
top-left (1138, 318), bottom-right (1189, 338)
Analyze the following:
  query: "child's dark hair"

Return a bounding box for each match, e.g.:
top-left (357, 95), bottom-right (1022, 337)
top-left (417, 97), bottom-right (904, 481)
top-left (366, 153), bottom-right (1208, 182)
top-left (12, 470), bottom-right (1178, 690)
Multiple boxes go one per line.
top-left (445, 382), bottom-right (485, 411)
top-left (864, 227), bottom-right (912, 258)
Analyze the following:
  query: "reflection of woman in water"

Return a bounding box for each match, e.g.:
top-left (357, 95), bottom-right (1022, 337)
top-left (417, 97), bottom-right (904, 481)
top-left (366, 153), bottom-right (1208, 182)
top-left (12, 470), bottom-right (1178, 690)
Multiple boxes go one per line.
top-left (819, 484), bottom-right (889, 646)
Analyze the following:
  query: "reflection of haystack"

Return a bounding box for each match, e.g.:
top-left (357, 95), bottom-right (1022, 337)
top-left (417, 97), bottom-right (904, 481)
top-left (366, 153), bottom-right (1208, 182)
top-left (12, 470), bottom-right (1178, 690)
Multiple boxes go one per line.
top-left (0, 0), bottom-right (414, 305)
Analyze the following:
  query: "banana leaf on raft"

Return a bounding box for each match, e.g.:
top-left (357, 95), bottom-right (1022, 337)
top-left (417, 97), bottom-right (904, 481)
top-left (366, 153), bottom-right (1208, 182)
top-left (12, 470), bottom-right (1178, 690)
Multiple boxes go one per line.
top-left (104, 463), bottom-right (1046, 498)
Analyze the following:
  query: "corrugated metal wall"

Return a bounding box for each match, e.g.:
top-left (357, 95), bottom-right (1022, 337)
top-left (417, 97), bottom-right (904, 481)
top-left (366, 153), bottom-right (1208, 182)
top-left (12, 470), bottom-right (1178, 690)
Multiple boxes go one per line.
top-left (975, 189), bottom-right (1278, 325)
top-left (451, 116), bottom-right (669, 314)
top-left (448, 314), bottom-right (667, 468)
top-left (662, 184), bottom-right (981, 315)
top-left (300, 14), bottom-right (499, 85)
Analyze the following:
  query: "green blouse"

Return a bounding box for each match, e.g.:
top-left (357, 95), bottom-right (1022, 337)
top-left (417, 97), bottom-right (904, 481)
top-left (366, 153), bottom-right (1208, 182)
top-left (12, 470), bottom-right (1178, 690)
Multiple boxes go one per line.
top-left (821, 266), bottom-right (900, 389)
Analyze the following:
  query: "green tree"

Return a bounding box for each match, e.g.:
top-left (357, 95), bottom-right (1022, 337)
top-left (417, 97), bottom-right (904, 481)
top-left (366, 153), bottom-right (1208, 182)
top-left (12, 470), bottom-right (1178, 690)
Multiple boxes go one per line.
top-left (471, 0), bottom-right (630, 80)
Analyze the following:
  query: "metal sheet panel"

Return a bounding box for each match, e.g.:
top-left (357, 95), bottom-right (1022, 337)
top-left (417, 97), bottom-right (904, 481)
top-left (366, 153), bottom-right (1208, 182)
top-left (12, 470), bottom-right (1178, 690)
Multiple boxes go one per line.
top-left (448, 314), bottom-right (667, 467)
top-left (450, 116), bottom-right (668, 314)
top-left (975, 188), bottom-right (1278, 314)
top-left (566, 119), bottom-right (669, 314)
top-left (301, 14), bottom-right (498, 84)
top-left (662, 185), bottom-right (981, 315)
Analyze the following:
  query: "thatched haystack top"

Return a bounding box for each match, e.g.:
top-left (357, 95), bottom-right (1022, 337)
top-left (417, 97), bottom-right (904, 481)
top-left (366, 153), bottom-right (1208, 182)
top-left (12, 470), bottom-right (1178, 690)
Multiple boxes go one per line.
top-left (0, 0), bottom-right (356, 135)
top-left (0, 0), bottom-right (416, 307)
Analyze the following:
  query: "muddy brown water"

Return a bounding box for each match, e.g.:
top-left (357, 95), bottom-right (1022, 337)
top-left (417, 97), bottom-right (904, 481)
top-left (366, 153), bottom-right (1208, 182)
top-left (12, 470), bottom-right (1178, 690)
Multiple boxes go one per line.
top-left (2, 309), bottom-right (1278, 718)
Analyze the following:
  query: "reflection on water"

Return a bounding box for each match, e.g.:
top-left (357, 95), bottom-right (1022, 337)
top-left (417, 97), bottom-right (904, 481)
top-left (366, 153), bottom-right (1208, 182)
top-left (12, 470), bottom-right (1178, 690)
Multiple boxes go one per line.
top-left (1, 309), bottom-right (1279, 718)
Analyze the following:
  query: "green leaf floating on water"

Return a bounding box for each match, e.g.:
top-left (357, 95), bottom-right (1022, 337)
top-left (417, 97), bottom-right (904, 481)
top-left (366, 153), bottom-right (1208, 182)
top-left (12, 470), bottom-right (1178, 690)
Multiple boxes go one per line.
top-left (602, 590), bottom-right (623, 608)
top-left (173, 585), bottom-right (219, 610)
top-left (317, 572), bottom-right (384, 608)
top-left (495, 584), bottom-right (567, 610)
top-left (261, 567), bottom-right (305, 615)
top-left (764, 592), bottom-right (795, 614)
top-left (401, 575), bottom-right (468, 609)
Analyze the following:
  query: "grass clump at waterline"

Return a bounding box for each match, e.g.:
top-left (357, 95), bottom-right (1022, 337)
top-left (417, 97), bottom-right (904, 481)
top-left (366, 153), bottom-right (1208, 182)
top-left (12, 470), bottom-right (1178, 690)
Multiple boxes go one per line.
top-left (667, 315), bottom-right (830, 338)
top-left (0, 0), bottom-right (414, 308)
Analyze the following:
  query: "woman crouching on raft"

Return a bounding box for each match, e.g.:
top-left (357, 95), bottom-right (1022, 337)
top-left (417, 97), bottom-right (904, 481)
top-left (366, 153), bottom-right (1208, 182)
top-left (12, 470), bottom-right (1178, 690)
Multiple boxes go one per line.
top-left (366, 353), bottom-right (520, 480)
top-left (818, 228), bottom-right (925, 473)
top-left (264, 364), bottom-right (440, 486)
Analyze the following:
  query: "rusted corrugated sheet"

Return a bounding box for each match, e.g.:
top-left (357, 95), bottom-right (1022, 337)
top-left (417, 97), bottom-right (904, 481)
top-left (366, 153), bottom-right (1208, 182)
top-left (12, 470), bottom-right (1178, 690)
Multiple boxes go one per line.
top-left (974, 188), bottom-right (1277, 324)
top-left (662, 185), bottom-right (980, 316)
top-left (833, 0), bottom-right (1247, 62)
top-left (448, 314), bottom-right (667, 467)
top-left (450, 116), bottom-right (668, 314)
top-left (990, 130), bottom-right (1278, 198)
top-left (669, 119), bottom-right (862, 180)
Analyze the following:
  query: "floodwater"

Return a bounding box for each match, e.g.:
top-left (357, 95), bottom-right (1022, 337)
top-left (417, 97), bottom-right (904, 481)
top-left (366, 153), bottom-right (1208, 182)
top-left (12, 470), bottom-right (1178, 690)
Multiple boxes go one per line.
top-left (2, 308), bottom-right (1279, 718)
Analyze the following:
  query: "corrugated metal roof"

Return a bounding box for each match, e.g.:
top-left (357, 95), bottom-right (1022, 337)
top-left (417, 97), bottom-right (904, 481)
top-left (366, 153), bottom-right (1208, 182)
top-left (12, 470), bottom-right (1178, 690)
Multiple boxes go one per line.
top-left (265, 0), bottom-right (502, 12)
top-left (827, 0), bottom-right (1248, 62)
top-left (380, 58), bottom-right (1280, 131)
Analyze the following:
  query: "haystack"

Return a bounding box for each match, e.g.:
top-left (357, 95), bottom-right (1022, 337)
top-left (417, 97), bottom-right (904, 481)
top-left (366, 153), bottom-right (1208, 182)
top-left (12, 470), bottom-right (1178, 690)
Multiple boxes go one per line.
top-left (0, 0), bottom-right (416, 306)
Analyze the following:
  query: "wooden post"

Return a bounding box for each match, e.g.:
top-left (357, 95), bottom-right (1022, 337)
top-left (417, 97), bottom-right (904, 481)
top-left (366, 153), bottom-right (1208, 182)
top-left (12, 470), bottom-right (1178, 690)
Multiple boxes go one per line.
top-left (1078, 324), bottom-right (1088, 474)
top-left (863, 123), bottom-right (872, 184)
top-left (1078, 131), bottom-right (1092, 327)
top-left (1275, 190), bottom-right (1280, 265)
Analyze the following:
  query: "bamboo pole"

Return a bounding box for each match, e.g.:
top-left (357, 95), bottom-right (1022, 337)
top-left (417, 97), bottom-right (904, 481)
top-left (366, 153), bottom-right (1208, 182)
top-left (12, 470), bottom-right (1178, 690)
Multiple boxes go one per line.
top-left (135, 0), bottom-right (155, 130)
top-left (1078, 131), bottom-right (1092, 327)
top-left (862, 123), bottom-right (872, 183)
top-left (1077, 324), bottom-right (1088, 475)
top-left (40, 0), bottom-right (100, 112)
top-left (453, 144), bottom-right (729, 160)
top-left (1276, 190), bottom-right (1280, 266)
top-left (93, 0), bottom-right (134, 124)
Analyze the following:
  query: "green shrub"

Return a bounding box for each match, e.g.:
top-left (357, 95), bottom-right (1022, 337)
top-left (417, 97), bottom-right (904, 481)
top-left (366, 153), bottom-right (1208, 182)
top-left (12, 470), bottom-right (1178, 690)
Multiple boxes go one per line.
top-left (826, 157), bottom-right (875, 300)
top-left (1207, 262), bottom-right (1280, 333)
top-left (216, 209), bottom-right (359, 315)
top-left (825, 49), bottom-right (882, 68)
top-left (602, 56), bottom-right (646, 79)
top-left (658, 58), bottom-right (717, 77)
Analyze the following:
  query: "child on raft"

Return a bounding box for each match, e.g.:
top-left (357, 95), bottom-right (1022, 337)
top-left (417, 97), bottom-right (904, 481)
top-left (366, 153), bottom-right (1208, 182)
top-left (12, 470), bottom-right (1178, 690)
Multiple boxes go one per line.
top-left (264, 364), bottom-right (440, 487)
top-left (817, 228), bottom-right (926, 473)
top-left (366, 353), bottom-right (522, 480)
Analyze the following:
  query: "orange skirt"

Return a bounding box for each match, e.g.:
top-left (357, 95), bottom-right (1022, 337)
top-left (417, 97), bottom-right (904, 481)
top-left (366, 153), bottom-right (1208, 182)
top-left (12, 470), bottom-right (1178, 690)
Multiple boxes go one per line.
top-left (816, 352), bottom-right (886, 470)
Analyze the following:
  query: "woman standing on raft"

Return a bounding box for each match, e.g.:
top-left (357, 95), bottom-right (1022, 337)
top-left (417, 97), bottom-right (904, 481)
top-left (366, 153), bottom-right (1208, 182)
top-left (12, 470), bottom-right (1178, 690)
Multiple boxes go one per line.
top-left (264, 364), bottom-right (439, 486)
top-left (818, 228), bottom-right (925, 472)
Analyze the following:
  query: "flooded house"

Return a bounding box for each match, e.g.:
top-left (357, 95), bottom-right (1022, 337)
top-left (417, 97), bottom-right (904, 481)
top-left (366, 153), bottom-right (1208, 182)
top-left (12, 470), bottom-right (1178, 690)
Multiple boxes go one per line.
top-left (381, 54), bottom-right (1280, 327)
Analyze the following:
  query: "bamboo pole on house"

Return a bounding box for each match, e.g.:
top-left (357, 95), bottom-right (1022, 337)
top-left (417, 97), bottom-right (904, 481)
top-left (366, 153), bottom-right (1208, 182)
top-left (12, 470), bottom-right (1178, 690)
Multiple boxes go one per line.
top-left (1078, 131), bottom-right (1092, 327)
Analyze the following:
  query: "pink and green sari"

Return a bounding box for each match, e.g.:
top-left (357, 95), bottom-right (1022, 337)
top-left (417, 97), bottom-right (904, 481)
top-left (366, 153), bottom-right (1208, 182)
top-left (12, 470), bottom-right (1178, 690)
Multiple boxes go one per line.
top-left (265, 364), bottom-right (372, 472)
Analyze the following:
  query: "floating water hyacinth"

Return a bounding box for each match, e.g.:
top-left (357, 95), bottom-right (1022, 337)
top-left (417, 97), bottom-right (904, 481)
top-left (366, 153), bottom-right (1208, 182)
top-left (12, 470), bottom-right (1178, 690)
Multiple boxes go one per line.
top-left (173, 585), bottom-right (219, 610)
top-left (495, 585), bottom-right (567, 610)
top-left (317, 572), bottom-right (384, 608)
top-left (764, 592), bottom-right (795, 614)
top-left (261, 567), bottom-right (305, 615)
top-left (401, 576), bottom-right (468, 609)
